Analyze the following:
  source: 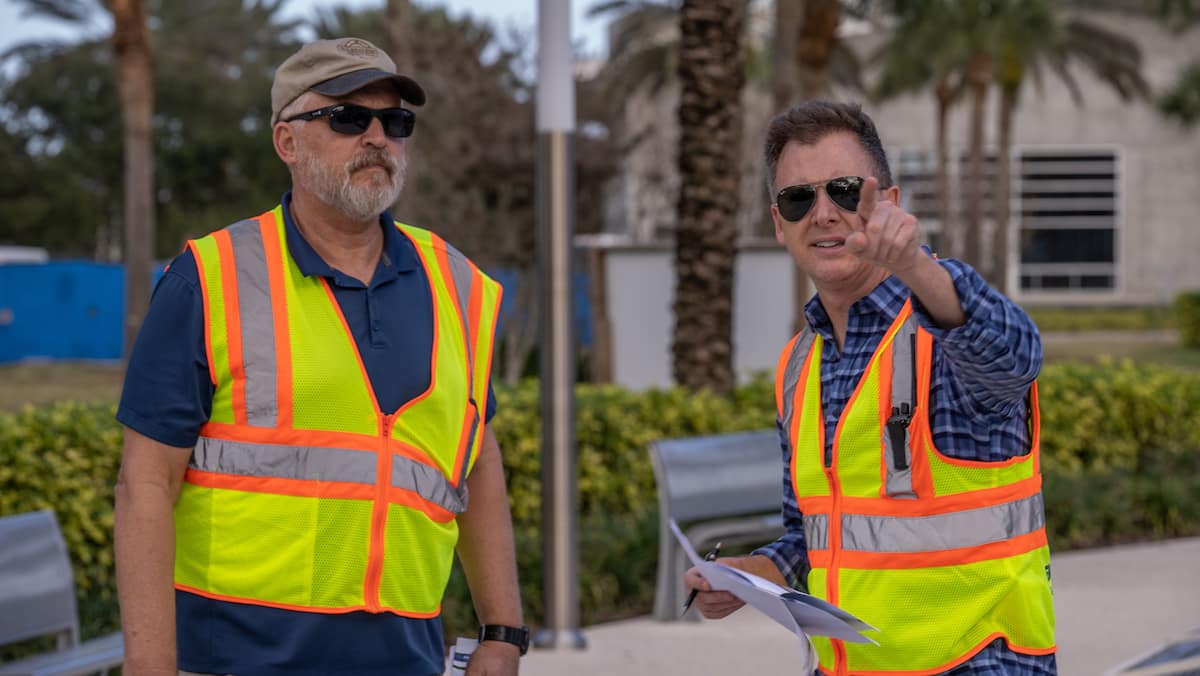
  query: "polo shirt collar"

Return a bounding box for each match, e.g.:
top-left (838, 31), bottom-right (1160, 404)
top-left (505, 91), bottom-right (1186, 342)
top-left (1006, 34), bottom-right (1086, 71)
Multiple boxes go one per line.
top-left (280, 191), bottom-right (420, 280)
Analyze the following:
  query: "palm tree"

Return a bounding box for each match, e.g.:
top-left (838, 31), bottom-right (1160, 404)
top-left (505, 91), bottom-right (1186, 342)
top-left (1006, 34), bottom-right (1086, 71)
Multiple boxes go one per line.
top-left (110, 0), bottom-right (154, 359)
top-left (14, 0), bottom-right (155, 359)
top-left (875, 0), bottom-right (971, 260)
top-left (672, 0), bottom-right (747, 394)
top-left (989, 6), bottom-right (1148, 291)
top-left (876, 0), bottom-right (1148, 288)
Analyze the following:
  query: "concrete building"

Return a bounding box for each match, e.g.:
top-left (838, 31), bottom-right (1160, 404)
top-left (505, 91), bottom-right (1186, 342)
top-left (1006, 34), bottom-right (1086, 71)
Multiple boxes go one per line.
top-left (583, 6), bottom-right (1199, 390)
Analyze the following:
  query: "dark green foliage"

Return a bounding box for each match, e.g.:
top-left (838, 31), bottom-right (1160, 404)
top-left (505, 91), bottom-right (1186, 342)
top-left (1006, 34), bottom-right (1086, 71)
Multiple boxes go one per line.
top-left (2, 365), bottom-right (1198, 647)
top-left (1174, 290), bottom-right (1200, 348)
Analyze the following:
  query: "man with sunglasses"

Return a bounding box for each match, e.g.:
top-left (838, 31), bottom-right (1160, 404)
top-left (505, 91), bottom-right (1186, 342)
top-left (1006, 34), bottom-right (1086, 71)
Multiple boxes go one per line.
top-left (684, 101), bottom-right (1056, 674)
top-left (114, 38), bottom-right (524, 676)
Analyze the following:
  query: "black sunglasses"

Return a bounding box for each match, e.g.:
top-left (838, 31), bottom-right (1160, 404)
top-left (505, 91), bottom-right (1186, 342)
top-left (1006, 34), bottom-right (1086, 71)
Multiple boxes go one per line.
top-left (775, 176), bottom-right (864, 222)
top-left (283, 104), bottom-right (416, 139)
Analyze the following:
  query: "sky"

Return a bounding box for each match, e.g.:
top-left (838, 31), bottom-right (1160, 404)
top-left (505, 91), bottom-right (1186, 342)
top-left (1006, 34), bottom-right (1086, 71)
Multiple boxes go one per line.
top-left (0, 0), bottom-right (609, 56)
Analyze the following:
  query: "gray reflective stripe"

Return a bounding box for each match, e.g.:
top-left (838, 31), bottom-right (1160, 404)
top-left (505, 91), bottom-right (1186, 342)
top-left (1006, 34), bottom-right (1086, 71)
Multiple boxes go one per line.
top-left (803, 513), bottom-right (829, 551)
top-left (442, 240), bottom-right (477, 373)
top-left (392, 456), bottom-right (469, 514)
top-left (439, 238), bottom-right (481, 485)
top-left (227, 219), bottom-right (278, 427)
top-left (883, 315), bottom-right (918, 499)
top-left (193, 437), bottom-right (376, 483)
top-left (841, 493), bottom-right (1046, 553)
top-left (192, 437), bottom-right (470, 514)
top-left (778, 329), bottom-right (816, 438)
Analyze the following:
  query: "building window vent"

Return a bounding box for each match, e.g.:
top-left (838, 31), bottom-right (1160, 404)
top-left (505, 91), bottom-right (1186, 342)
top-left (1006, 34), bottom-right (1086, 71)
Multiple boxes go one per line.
top-left (1017, 150), bottom-right (1118, 291)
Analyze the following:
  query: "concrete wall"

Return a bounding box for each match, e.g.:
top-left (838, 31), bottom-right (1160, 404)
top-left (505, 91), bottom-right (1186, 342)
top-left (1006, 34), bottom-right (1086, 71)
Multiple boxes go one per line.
top-left (601, 244), bottom-right (794, 391)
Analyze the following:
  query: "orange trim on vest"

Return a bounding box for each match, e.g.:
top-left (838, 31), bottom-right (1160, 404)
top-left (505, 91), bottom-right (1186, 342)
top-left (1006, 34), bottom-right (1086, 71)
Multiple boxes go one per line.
top-left (800, 478), bottom-right (1043, 517)
top-left (876, 330), bottom-right (895, 498)
top-left (322, 277), bottom-right (383, 414)
top-left (911, 329), bottom-right (935, 497)
top-left (774, 333), bottom-right (799, 420)
top-left (184, 468), bottom-right (455, 523)
top-left (173, 583), bottom-right (442, 619)
top-left (833, 632), bottom-right (1057, 676)
top-left (427, 234), bottom-right (474, 486)
top-left (258, 212), bottom-right (293, 429)
top-left (214, 229), bottom-right (248, 426)
top-left (806, 529), bottom-right (1048, 569)
top-left (788, 340), bottom-right (822, 513)
top-left (188, 240), bottom-right (219, 387)
top-left (365, 413), bottom-right (394, 612)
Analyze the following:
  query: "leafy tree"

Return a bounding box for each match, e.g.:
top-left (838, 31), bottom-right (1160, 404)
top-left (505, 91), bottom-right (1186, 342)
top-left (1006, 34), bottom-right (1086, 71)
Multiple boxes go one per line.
top-left (1, 0), bottom-right (300, 258)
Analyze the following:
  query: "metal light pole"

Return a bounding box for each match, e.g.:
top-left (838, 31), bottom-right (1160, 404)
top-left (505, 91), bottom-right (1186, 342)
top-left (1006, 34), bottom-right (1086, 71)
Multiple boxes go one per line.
top-left (533, 0), bottom-right (584, 651)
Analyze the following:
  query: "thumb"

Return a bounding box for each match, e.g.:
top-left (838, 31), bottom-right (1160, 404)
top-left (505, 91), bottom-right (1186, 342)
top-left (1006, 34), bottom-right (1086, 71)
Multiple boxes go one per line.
top-left (845, 231), bottom-right (869, 255)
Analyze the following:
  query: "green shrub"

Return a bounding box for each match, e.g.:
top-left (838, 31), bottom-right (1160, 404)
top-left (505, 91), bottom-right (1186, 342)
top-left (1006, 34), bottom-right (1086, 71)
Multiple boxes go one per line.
top-left (1174, 290), bottom-right (1200, 348)
top-left (2, 365), bottom-right (1199, 647)
top-left (0, 402), bottom-right (123, 662)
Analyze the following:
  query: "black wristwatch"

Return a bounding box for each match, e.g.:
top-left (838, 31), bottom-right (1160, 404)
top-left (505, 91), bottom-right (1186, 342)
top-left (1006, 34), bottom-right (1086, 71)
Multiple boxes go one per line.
top-left (478, 624), bottom-right (530, 655)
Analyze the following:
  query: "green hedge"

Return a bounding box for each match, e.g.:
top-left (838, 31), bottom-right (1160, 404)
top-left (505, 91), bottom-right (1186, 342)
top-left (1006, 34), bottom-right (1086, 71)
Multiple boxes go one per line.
top-left (2, 364), bottom-right (1199, 647)
top-left (1175, 290), bottom-right (1200, 348)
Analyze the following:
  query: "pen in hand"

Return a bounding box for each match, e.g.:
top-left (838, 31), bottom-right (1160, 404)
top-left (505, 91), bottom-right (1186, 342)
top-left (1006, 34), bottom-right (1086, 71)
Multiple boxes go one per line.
top-left (682, 541), bottom-right (723, 616)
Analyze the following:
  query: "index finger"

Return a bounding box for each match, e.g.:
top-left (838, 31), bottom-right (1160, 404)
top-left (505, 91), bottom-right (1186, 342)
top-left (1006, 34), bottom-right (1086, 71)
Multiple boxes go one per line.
top-left (855, 176), bottom-right (879, 226)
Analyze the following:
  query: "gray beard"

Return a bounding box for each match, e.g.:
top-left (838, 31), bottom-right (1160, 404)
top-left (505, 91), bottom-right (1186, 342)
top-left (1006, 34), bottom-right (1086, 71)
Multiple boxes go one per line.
top-left (296, 145), bottom-right (406, 222)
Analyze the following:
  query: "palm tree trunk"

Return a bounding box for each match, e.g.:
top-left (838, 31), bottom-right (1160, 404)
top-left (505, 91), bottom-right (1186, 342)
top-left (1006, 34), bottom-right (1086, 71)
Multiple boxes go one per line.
top-left (795, 0), bottom-right (839, 99)
top-left (934, 73), bottom-right (956, 260)
top-left (783, 0), bottom-right (840, 336)
top-left (964, 50), bottom-right (991, 271)
top-left (993, 85), bottom-right (1016, 294)
top-left (673, 0), bottom-right (746, 394)
top-left (771, 0), bottom-right (801, 108)
top-left (111, 0), bottom-right (155, 360)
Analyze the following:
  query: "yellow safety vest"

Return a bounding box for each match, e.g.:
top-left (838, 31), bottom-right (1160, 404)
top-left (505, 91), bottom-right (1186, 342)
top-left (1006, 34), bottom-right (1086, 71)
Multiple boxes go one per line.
top-left (775, 300), bottom-right (1055, 675)
top-left (174, 206), bottom-right (502, 618)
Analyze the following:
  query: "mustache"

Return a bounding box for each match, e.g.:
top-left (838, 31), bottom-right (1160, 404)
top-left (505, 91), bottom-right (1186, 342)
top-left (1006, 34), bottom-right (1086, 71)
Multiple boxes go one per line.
top-left (346, 150), bottom-right (399, 175)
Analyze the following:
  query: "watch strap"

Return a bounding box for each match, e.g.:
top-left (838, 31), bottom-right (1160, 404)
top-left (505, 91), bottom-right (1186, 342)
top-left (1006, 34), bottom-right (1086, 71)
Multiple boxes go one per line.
top-left (478, 624), bottom-right (530, 655)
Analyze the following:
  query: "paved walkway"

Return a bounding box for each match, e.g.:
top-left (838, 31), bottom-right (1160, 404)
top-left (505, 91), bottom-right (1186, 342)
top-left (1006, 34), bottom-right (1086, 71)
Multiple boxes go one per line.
top-left (503, 537), bottom-right (1200, 676)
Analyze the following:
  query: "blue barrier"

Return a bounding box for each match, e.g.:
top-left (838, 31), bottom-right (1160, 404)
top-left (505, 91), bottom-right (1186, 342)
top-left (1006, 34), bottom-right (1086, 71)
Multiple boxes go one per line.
top-left (0, 262), bottom-right (593, 364)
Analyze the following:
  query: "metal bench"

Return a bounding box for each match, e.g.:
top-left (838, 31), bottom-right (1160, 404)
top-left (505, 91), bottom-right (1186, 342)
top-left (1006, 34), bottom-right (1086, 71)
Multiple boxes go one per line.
top-left (0, 510), bottom-right (124, 676)
top-left (649, 429), bottom-right (786, 621)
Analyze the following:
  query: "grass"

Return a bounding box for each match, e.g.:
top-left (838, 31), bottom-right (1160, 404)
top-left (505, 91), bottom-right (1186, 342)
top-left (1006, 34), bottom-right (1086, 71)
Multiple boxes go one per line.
top-left (1024, 305), bottom-right (1175, 332)
top-left (0, 361), bottom-right (125, 411)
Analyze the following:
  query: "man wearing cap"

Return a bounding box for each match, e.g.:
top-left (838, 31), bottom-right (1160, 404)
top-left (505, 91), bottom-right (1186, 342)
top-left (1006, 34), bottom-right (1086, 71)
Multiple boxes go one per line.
top-left (114, 37), bottom-right (525, 676)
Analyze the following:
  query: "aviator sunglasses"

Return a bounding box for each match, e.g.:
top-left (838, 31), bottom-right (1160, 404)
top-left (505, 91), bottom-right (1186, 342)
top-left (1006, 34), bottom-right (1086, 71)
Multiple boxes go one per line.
top-left (775, 176), bottom-right (864, 222)
top-left (283, 103), bottom-right (416, 139)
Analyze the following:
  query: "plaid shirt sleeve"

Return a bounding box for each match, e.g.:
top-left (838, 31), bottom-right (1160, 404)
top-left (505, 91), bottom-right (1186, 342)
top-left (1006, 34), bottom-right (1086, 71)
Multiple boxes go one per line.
top-left (911, 258), bottom-right (1043, 417)
top-left (750, 418), bottom-right (811, 590)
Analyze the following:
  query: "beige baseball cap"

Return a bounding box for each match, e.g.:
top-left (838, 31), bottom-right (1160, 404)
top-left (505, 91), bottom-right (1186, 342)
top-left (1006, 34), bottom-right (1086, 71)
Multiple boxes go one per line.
top-left (270, 37), bottom-right (426, 125)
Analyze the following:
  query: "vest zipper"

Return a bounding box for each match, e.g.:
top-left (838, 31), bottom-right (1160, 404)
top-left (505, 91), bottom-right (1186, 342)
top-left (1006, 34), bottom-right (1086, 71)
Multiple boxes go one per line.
top-left (825, 439), bottom-right (847, 675)
top-left (365, 412), bottom-right (397, 612)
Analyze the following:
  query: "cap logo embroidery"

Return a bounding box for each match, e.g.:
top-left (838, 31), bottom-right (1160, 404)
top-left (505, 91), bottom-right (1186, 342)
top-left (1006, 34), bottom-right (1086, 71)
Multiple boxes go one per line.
top-left (338, 38), bottom-right (378, 59)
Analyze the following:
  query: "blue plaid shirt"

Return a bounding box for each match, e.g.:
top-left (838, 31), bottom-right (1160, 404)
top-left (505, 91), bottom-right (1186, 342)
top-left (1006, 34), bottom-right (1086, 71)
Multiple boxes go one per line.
top-left (754, 258), bottom-right (1056, 674)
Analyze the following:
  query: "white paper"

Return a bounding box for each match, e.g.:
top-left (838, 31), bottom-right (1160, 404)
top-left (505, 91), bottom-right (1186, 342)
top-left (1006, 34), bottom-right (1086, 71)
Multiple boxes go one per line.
top-left (671, 518), bottom-right (878, 648)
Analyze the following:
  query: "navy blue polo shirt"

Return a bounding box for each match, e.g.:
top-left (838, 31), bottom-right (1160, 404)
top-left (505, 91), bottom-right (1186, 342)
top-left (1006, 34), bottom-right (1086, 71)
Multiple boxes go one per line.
top-left (118, 193), bottom-right (496, 676)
